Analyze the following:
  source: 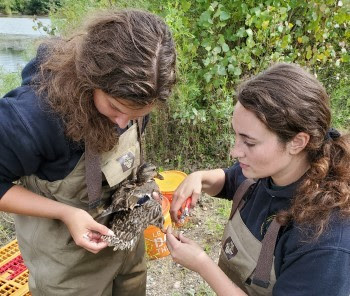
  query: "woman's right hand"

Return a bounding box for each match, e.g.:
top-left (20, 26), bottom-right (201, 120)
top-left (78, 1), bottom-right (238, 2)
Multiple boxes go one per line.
top-left (170, 171), bottom-right (203, 222)
top-left (61, 207), bottom-right (115, 254)
top-left (166, 226), bottom-right (209, 273)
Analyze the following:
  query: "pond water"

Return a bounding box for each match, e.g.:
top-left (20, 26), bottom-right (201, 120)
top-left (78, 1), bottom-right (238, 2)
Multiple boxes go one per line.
top-left (0, 16), bottom-right (51, 72)
top-left (0, 48), bottom-right (28, 72)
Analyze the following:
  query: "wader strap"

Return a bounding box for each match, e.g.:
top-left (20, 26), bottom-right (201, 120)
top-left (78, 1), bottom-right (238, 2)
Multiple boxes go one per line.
top-left (137, 117), bottom-right (144, 165)
top-left (85, 144), bottom-right (102, 209)
top-left (229, 179), bottom-right (256, 220)
top-left (252, 218), bottom-right (281, 288)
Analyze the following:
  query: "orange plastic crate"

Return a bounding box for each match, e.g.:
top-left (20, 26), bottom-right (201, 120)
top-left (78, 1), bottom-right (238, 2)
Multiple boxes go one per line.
top-left (0, 240), bottom-right (30, 296)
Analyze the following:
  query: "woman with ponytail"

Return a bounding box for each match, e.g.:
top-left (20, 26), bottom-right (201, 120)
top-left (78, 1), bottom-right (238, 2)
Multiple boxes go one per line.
top-left (167, 63), bottom-right (350, 296)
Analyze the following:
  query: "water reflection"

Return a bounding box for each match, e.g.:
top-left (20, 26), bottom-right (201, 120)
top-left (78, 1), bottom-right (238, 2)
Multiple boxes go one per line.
top-left (0, 48), bottom-right (27, 73)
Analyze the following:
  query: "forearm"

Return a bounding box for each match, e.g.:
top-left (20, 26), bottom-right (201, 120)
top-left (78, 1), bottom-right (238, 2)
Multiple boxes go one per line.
top-left (0, 184), bottom-right (78, 221)
top-left (198, 254), bottom-right (246, 296)
top-left (1, 184), bottom-right (113, 253)
top-left (198, 169), bottom-right (226, 196)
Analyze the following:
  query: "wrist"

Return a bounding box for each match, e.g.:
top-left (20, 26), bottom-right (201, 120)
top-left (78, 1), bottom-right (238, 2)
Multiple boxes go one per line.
top-left (57, 204), bottom-right (82, 223)
top-left (195, 250), bottom-right (211, 274)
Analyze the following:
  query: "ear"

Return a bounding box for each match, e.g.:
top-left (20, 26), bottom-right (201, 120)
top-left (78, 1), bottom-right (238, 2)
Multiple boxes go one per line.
top-left (287, 132), bottom-right (310, 155)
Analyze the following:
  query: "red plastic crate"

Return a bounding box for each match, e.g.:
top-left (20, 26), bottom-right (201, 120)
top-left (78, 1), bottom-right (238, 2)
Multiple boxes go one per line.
top-left (0, 240), bottom-right (30, 296)
top-left (0, 255), bottom-right (27, 280)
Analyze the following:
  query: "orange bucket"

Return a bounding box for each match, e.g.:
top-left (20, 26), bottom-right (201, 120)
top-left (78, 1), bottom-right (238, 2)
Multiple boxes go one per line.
top-left (155, 170), bottom-right (189, 226)
top-left (155, 170), bottom-right (187, 202)
top-left (144, 197), bottom-right (171, 259)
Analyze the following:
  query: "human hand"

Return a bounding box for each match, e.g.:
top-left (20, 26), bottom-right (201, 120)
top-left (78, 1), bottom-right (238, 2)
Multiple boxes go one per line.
top-left (170, 172), bottom-right (203, 222)
top-left (61, 207), bottom-right (115, 254)
top-left (166, 226), bottom-right (209, 273)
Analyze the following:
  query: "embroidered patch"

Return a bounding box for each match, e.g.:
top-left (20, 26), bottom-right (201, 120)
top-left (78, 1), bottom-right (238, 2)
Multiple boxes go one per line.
top-left (117, 152), bottom-right (135, 172)
top-left (223, 236), bottom-right (238, 260)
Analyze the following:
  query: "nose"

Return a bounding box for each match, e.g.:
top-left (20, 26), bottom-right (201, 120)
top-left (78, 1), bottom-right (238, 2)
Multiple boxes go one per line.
top-left (114, 114), bottom-right (130, 129)
top-left (230, 142), bottom-right (245, 159)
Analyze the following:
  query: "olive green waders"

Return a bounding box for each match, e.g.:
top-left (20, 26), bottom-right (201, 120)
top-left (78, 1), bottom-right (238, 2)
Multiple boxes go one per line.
top-left (15, 123), bottom-right (147, 296)
top-left (218, 179), bottom-right (281, 296)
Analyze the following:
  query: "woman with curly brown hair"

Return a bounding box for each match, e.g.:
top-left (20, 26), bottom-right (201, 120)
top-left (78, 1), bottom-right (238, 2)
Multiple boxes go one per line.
top-left (0, 9), bottom-right (176, 296)
top-left (167, 63), bottom-right (350, 296)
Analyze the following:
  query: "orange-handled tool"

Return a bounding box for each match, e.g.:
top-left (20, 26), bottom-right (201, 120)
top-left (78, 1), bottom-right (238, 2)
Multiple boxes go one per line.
top-left (179, 197), bottom-right (192, 223)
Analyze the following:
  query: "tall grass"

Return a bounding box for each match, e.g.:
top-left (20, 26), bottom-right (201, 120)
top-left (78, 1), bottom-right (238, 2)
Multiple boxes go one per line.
top-left (0, 68), bottom-right (21, 97)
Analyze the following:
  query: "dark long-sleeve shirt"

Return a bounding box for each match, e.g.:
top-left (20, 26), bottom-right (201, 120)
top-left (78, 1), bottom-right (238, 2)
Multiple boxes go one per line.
top-left (217, 163), bottom-right (350, 295)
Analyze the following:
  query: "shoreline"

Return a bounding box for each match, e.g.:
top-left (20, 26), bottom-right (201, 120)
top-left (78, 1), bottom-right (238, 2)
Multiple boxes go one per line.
top-left (0, 13), bottom-right (49, 18)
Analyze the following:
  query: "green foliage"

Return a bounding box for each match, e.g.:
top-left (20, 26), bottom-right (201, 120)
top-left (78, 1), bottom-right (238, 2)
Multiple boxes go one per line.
top-left (0, 0), bottom-right (13, 15)
top-left (49, 0), bottom-right (151, 36)
top-left (330, 79), bottom-right (350, 128)
top-left (0, 68), bottom-right (21, 97)
top-left (0, 0), bottom-right (58, 15)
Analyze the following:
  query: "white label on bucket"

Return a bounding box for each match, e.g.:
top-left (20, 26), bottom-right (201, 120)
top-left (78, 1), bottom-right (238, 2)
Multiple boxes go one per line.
top-left (154, 237), bottom-right (165, 248)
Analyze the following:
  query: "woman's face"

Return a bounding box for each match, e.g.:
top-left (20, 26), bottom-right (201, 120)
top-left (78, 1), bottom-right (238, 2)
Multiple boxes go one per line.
top-left (93, 89), bottom-right (154, 129)
top-left (231, 102), bottom-right (296, 185)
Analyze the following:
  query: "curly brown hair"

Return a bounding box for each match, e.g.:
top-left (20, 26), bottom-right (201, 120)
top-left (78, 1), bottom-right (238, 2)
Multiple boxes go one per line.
top-left (237, 63), bottom-right (350, 239)
top-left (37, 9), bottom-right (176, 153)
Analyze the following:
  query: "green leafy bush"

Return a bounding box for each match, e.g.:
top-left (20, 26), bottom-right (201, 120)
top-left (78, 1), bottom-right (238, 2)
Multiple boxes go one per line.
top-left (146, 0), bottom-right (350, 169)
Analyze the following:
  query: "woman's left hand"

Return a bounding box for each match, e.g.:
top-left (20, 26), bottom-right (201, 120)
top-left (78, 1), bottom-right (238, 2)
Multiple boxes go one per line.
top-left (166, 226), bottom-right (209, 273)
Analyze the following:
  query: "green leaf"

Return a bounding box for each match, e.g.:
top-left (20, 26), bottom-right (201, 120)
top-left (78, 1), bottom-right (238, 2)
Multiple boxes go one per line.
top-left (199, 11), bottom-right (213, 26)
top-left (302, 35), bottom-right (310, 43)
top-left (262, 20), bottom-right (270, 30)
top-left (306, 46), bottom-right (312, 60)
top-left (341, 53), bottom-right (349, 63)
top-left (222, 43), bottom-right (230, 52)
top-left (204, 72), bottom-right (212, 83)
top-left (217, 65), bottom-right (226, 76)
top-left (220, 11), bottom-right (230, 21)
top-left (246, 28), bottom-right (253, 36)
top-left (228, 64), bottom-right (235, 73)
top-left (181, 0), bottom-right (191, 12)
top-left (234, 67), bottom-right (242, 76)
top-left (246, 37), bottom-right (256, 48)
top-left (213, 46), bottom-right (222, 55)
top-left (236, 27), bottom-right (246, 37)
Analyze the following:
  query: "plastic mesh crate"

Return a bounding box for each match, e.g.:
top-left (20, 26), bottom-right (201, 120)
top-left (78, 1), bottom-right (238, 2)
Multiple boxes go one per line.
top-left (0, 240), bottom-right (31, 296)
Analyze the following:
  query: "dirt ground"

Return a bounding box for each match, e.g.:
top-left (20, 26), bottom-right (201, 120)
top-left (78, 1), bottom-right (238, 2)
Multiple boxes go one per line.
top-left (146, 194), bottom-right (230, 296)
top-left (0, 194), bottom-right (230, 296)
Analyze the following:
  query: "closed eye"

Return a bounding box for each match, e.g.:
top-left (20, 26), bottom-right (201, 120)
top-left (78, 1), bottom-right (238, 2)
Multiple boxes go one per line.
top-left (244, 142), bottom-right (255, 147)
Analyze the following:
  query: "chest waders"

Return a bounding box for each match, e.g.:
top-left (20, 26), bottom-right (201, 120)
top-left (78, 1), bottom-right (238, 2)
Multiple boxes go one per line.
top-left (15, 123), bottom-right (147, 296)
top-left (218, 179), bottom-right (281, 296)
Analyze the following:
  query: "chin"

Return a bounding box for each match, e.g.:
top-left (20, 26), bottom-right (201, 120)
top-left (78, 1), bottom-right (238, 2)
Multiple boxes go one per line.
top-left (241, 168), bottom-right (258, 179)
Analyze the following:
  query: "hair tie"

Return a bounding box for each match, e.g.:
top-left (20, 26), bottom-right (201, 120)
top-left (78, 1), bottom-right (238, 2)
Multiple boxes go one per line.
top-left (325, 128), bottom-right (341, 141)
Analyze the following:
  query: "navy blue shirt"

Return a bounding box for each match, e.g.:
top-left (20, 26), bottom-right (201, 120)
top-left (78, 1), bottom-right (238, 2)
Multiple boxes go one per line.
top-left (0, 46), bottom-right (148, 199)
top-left (217, 163), bottom-right (350, 295)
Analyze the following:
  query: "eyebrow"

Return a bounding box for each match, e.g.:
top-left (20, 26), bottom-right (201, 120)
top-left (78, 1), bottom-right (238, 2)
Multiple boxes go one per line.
top-left (239, 133), bottom-right (257, 141)
top-left (232, 129), bottom-right (257, 141)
